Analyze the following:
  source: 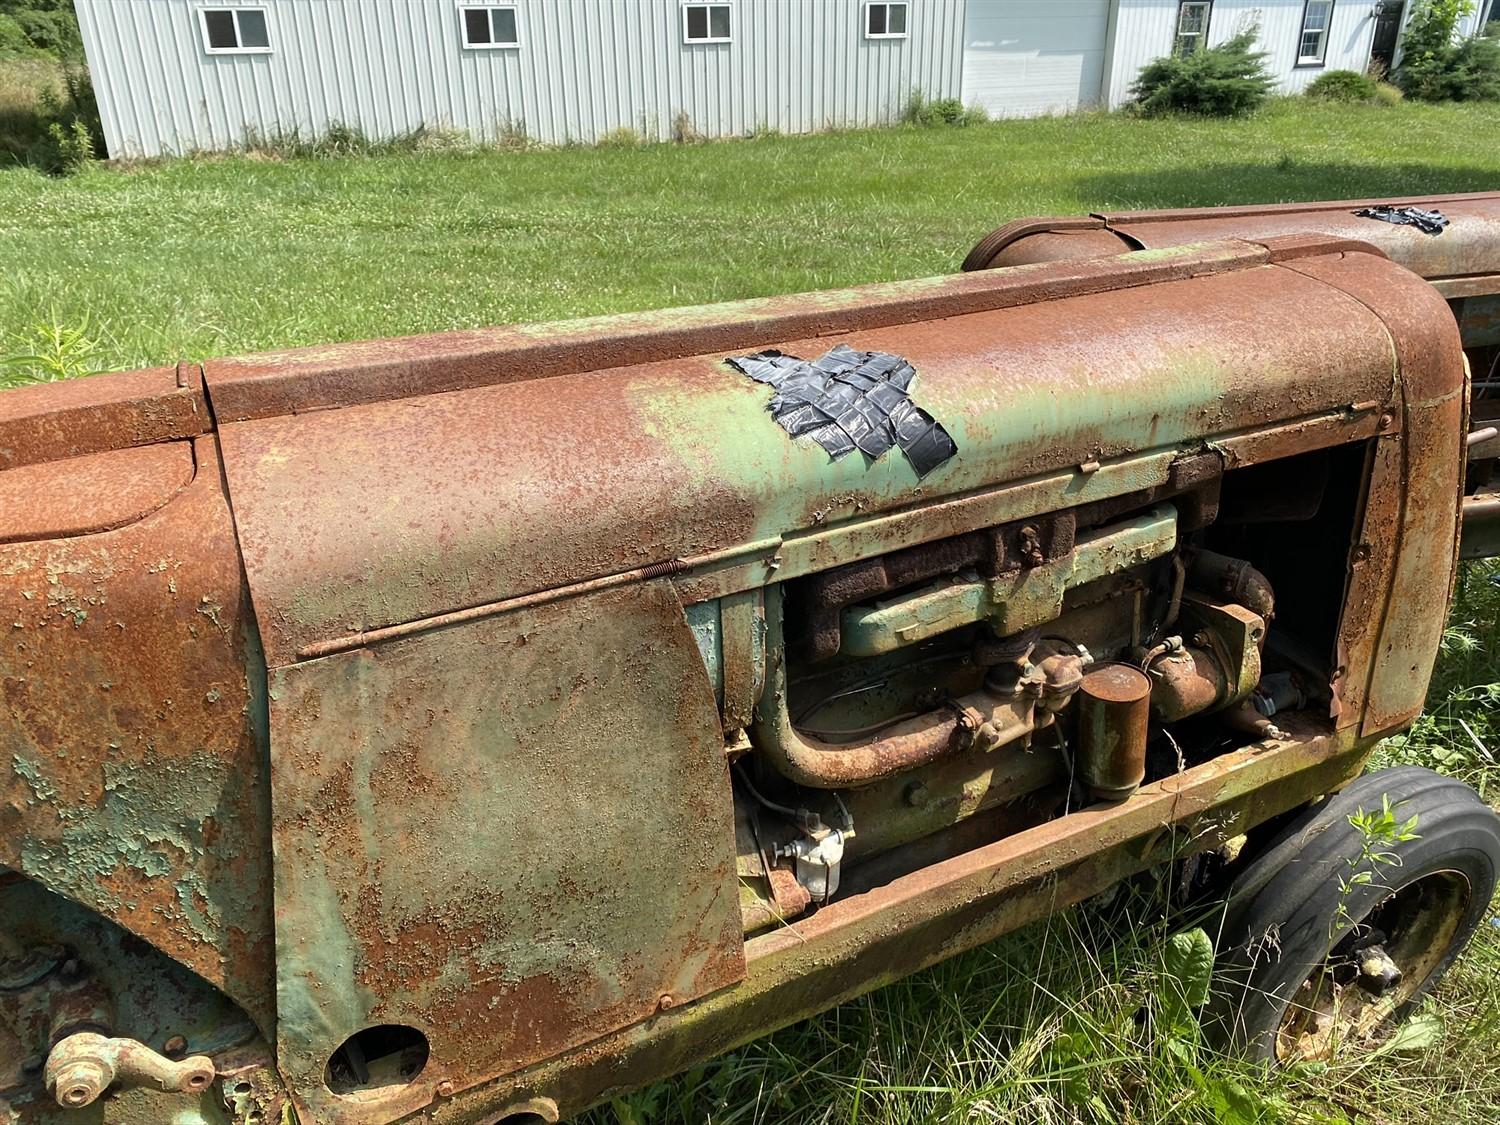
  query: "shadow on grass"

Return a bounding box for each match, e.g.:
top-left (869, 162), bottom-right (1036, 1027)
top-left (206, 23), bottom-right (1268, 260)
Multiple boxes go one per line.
top-left (1071, 161), bottom-right (1500, 211)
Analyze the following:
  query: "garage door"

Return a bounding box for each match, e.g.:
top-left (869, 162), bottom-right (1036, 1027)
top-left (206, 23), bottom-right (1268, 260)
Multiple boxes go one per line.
top-left (962, 0), bottom-right (1111, 118)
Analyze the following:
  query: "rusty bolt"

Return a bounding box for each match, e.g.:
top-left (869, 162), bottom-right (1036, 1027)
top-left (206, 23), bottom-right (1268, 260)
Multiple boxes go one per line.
top-left (436, 1080), bottom-right (455, 1098)
top-left (50, 1059), bottom-right (111, 1109)
top-left (162, 1035), bottom-right (187, 1060)
top-left (903, 781), bottom-right (930, 809)
top-left (657, 993), bottom-right (676, 1011)
top-left (1018, 526), bottom-right (1045, 568)
top-left (1378, 410), bottom-right (1395, 431)
top-left (1192, 632), bottom-right (1212, 648)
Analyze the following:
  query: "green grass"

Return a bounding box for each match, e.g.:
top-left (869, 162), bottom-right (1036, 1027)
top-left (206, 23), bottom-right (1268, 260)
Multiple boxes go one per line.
top-left (2, 97), bottom-right (1499, 376)
top-left (4, 91), bottom-right (1500, 1123)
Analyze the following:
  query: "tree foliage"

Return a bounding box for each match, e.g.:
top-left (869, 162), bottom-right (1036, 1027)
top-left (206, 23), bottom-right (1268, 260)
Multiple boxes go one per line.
top-left (0, 0), bottom-right (80, 58)
top-left (1130, 29), bottom-right (1276, 117)
top-left (1398, 0), bottom-right (1500, 102)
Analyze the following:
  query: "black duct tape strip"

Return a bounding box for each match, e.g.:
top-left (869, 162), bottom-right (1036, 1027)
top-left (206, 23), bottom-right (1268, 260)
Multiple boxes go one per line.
top-left (726, 343), bottom-right (957, 477)
top-left (1353, 205), bottom-right (1449, 236)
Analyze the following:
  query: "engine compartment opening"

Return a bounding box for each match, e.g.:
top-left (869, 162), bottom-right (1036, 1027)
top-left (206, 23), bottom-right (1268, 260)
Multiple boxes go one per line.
top-left (733, 443), bottom-right (1368, 934)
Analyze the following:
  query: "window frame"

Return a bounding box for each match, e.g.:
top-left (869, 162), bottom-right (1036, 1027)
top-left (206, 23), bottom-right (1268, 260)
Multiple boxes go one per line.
top-left (864, 1), bottom-right (910, 40)
top-left (1296, 0), bottom-right (1334, 68)
top-left (197, 6), bottom-right (272, 55)
top-left (1172, 1), bottom-right (1213, 58)
top-left (458, 4), bottom-right (521, 50)
top-left (681, 2), bottom-right (732, 44)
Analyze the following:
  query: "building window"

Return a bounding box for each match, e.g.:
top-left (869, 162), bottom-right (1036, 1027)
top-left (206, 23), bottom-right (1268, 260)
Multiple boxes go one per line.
top-left (460, 5), bottom-right (519, 49)
top-left (683, 3), bottom-right (731, 43)
top-left (1297, 0), bottom-right (1334, 66)
top-left (1173, 1), bottom-right (1212, 57)
top-left (865, 2), bottom-right (909, 38)
top-left (198, 7), bottom-right (271, 54)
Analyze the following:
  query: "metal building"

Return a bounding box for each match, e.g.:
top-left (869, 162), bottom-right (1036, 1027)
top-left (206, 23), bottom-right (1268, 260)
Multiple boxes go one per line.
top-left (76, 1), bottom-right (1495, 160)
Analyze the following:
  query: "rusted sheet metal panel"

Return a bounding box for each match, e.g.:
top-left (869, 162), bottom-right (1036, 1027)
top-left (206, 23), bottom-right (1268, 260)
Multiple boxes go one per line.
top-left (1280, 255), bottom-right (1467, 735)
top-left (216, 253), bottom-right (1396, 667)
top-left (267, 581), bottom-right (742, 1123)
top-left (0, 443), bottom-right (193, 544)
top-left (1461, 490), bottom-right (1500, 559)
top-left (961, 219), bottom-right (1129, 271)
top-left (203, 242), bottom-right (1273, 423)
top-left (0, 363), bottom-right (207, 471)
top-left (966, 192), bottom-right (1500, 282)
top-left (432, 721), bottom-right (1371, 1123)
top-left (0, 438), bottom-right (275, 1034)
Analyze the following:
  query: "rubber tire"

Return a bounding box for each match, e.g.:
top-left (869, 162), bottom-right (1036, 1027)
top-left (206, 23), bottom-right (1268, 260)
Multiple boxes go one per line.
top-left (1205, 766), bottom-right (1500, 1062)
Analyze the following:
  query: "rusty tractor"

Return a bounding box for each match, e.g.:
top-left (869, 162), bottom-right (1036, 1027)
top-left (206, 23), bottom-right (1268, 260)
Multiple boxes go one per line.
top-left (5, 192), bottom-right (1500, 1123)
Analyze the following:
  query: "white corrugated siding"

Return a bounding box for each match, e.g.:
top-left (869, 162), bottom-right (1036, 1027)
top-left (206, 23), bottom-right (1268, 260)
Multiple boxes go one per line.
top-left (75, 0), bottom-right (967, 159)
top-left (962, 0), bottom-right (1113, 117)
top-left (1100, 0), bottom-right (1490, 108)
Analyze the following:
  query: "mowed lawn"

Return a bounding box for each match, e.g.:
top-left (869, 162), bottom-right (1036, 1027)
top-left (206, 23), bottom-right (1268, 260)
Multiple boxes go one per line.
top-left (1, 97), bottom-right (1499, 372)
top-left (6, 94), bottom-right (1500, 1124)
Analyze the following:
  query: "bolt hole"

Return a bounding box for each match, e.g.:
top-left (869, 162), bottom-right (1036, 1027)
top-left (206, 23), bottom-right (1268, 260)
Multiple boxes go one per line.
top-left (233, 1081), bottom-right (253, 1095)
top-left (493, 1115), bottom-right (551, 1125)
top-left (325, 1025), bottom-right (429, 1097)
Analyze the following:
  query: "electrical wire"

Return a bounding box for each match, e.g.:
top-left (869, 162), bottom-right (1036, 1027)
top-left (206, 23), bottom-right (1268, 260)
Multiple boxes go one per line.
top-left (732, 760), bottom-right (802, 820)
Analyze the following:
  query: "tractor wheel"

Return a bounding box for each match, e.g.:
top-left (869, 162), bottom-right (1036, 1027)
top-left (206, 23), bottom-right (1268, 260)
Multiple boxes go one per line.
top-left (1205, 766), bottom-right (1500, 1063)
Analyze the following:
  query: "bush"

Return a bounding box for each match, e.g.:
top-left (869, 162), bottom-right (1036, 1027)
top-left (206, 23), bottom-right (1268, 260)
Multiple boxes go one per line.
top-left (902, 90), bottom-right (988, 127)
top-left (1130, 29), bottom-right (1276, 116)
top-left (1398, 0), bottom-right (1500, 101)
top-left (13, 7), bottom-right (76, 56)
top-left (1375, 80), bottom-right (1406, 104)
top-left (0, 12), bottom-right (37, 56)
top-left (1306, 69), bottom-right (1379, 101)
top-left (0, 1), bottom-right (81, 58)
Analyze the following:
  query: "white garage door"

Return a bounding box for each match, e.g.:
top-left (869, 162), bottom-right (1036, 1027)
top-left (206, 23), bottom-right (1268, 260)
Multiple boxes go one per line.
top-left (962, 0), bottom-right (1111, 118)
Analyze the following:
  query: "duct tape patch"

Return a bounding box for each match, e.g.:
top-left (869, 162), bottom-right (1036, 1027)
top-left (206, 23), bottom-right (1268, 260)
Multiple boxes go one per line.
top-left (727, 344), bottom-right (958, 477)
top-left (1353, 205), bottom-right (1449, 236)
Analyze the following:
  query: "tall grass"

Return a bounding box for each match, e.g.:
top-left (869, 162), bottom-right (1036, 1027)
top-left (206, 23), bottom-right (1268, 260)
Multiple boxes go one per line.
top-left (0, 57), bottom-right (60, 160)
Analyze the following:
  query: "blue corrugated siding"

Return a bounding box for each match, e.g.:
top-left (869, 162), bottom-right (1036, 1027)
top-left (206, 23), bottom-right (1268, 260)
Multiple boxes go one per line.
top-left (76, 0), bottom-right (968, 159)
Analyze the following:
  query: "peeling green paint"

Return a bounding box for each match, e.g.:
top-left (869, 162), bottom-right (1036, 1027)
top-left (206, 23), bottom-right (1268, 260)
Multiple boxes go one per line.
top-left (14, 751), bottom-right (241, 946)
top-left (11, 754), bottom-right (58, 802)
